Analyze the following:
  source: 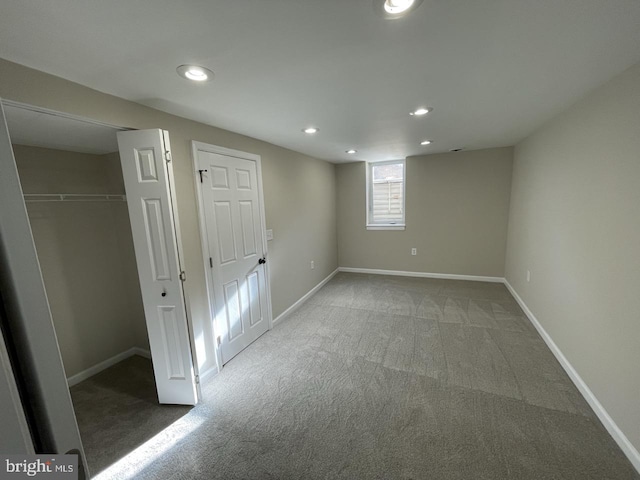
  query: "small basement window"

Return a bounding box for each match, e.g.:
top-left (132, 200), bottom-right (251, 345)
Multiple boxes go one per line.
top-left (366, 159), bottom-right (406, 230)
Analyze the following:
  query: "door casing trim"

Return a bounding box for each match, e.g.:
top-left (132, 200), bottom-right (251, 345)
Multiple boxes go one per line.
top-left (191, 141), bottom-right (273, 374)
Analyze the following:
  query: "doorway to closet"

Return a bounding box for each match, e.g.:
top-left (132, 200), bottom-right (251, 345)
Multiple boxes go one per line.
top-left (1, 101), bottom-right (197, 476)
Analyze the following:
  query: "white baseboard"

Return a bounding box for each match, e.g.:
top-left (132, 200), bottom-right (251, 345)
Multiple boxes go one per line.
top-left (131, 347), bottom-right (151, 359)
top-left (200, 365), bottom-right (219, 382)
top-left (273, 268), bottom-right (340, 325)
top-left (66, 347), bottom-right (151, 387)
top-left (504, 280), bottom-right (640, 473)
top-left (338, 267), bottom-right (504, 283)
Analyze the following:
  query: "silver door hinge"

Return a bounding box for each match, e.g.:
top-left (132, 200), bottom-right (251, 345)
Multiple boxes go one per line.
top-left (179, 271), bottom-right (186, 282)
top-left (195, 375), bottom-right (200, 384)
top-left (165, 151), bottom-right (172, 162)
top-left (216, 336), bottom-right (221, 346)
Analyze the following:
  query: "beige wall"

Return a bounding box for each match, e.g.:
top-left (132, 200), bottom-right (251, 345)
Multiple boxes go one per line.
top-left (13, 145), bottom-right (148, 377)
top-left (337, 147), bottom-right (513, 277)
top-left (0, 59), bottom-right (338, 375)
top-left (505, 62), bottom-right (640, 451)
top-left (260, 146), bottom-right (337, 315)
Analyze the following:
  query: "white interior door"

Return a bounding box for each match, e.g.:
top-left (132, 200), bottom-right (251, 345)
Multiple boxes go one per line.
top-left (117, 129), bottom-right (198, 405)
top-left (194, 145), bottom-right (271, 365)
top-left (1, 100), bottom-right (87, 469)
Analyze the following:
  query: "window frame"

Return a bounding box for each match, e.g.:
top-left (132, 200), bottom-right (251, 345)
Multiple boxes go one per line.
top-left (366, 159), bottom-right (406, 231)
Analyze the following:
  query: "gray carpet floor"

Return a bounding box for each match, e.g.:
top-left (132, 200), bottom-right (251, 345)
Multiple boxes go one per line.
top-left (70, 355), bottom-right (192, 475)
top-left (72, 273), bottom-right (638, 479)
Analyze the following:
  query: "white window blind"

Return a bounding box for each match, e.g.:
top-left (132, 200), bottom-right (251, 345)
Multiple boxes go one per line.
top-left (367, 160), bottom-right (406, 229)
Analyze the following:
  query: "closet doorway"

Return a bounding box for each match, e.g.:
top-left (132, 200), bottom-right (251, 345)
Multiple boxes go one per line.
top-left (1, 101), bottom-right (198, 474)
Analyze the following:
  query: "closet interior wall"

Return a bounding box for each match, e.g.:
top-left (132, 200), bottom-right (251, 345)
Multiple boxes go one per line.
top-left (13, 144), bottom-right (149, 379)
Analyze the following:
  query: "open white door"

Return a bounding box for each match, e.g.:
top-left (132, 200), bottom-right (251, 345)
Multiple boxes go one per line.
top-left (1, 100), bottom-right (88, 474)
top-left (117, 129), bottom-right (198, 405)
top-left (193, 143), bottom-right (272, 365)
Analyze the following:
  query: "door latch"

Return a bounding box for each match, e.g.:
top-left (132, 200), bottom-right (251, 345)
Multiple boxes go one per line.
top-left (258, 256), bottom-right (266, 265)
top-left (179, 271), bottom-right (186, 282)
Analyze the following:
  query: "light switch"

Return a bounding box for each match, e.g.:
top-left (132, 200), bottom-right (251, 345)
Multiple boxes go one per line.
top-left (266, 229), bottom-right (273, 241)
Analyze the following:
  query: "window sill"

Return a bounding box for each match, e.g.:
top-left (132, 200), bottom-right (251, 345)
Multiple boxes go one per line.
top-left (366, 224), bottom-right (406, 231)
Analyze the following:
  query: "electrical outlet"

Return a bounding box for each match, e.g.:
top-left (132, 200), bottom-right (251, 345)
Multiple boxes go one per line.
top-left (526, 270), bottom-right (531, 282)
top-left (310, 260), bottom-right (315, 270)
top-left (411, 248), bottom-right (417, 256)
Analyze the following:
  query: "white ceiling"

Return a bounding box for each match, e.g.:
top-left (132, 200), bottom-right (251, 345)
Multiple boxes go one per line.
top-left (1, 0), bottom-right (639, 163)
top-left (4, 105), bottom-right (121, 155)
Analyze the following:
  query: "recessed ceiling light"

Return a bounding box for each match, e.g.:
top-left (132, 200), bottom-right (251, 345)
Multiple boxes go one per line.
top-left (346, 149), bottom-right (357, 154)
top-left (410, 107), bottom-right (432, 116)
top-left (302, 127), bottom-right (319, 134)
top-left (420, 140), bottom-right (432, 145)
top-left (375, 0), bottom-right (424, 19)
top-left (176, 65), bottom-right (214, 82)
top-left (384, 0), bottom-right (415, 14)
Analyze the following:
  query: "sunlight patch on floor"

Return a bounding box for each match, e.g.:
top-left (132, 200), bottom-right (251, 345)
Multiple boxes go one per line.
top-left (93, 413), bottom-right (205, 480)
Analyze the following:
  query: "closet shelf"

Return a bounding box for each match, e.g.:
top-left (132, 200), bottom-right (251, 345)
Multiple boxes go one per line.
top-left (23, 193), bottom-right (127, 202)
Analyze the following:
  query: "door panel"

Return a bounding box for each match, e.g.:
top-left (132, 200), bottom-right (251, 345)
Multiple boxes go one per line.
top-left (135, 149), bottom-right (159, 182)
top-left (0, 101), bottom-right (87, 470)
top-left (215, 202), bottom-right (237, 263)
top-left (197, 151), bottom-right (269, 364)
top-left (224, 280), bottom-right (243, 340)
top-left (142, 198), bottom-right (172, 280)
top-left (117, 129), bottom-right (198, 405)
top-left (247, 271), bottom-right (262, 326)
top-left (158, 306), bottom-right (187, 379)
top-left (239, 201), bottom-right (257, 257)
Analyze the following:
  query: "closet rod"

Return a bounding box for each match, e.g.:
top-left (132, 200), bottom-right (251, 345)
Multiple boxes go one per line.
top-left (23, 194), bottom-right (127, 203)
